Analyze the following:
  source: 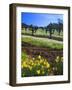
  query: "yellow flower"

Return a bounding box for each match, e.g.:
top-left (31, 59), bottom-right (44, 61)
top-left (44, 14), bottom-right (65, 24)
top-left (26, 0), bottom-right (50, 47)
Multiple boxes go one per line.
top-left (30, 60), bottom-right (33, 63)
top-left (61, 57), bottom-right (63, 62)
top-left (40, 59), bottom-right (43, 63)
top-left (46, 63), bottom-right (50, 68)
top-left (31, 62), bottom-right (34, 65)
top-left (44, 61), bottom-right (46, 65)
top-left (55, 56), bottom-right (60, 63)
top-left (38, 55), bottom-right (41, 59)
top-left (28, 66), bottom-right (32, 70)
top-left (37, 70), bottom-right (40, 74)
top-left (32, 58), bottom-right (35, 60)
top-left (57, 56), bottom-right (59, 59)
top-left (23, 62), bottom-right (27, 67)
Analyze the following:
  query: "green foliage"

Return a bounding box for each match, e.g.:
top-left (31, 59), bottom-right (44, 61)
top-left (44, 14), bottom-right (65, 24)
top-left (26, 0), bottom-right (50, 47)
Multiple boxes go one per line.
top-left (21, 51), bottom-right (28, 61)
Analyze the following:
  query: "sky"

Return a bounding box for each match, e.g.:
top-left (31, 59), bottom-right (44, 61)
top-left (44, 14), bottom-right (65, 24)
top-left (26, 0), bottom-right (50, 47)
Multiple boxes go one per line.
top-left (21, 12), bottom-right (63, 27)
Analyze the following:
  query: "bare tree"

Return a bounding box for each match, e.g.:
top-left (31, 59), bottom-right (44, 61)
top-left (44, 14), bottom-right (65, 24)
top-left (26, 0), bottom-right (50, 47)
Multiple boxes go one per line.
top-left (58, 19), bottom-right (63, 35)
top-left (47, 23), bottom-right (53, 39)
top-left (29, 25), bottom-right (34, 36)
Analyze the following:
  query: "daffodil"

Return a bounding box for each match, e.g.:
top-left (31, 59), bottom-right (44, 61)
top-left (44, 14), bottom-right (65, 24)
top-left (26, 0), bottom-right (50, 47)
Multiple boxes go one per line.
top-left (28, 66), bottom-right (32, 70)
top-left (31, 62), bottom-right (34, 65)
top-left (38, 55), bottom-right (41, 59)
top-left (23, 62), bottom-right (27, 67)
top-left (55, 56), bottom-right (60, 63)
top-left (32, 58), bottom-right (35, 60)
top-left (37, 70), bottom-right (40, 74)
top-left (40, 59), bottom-right (43, 63)
top-left (56, 56), bottom-right (59, 60)
top-left (61, 57), bottom-right (63, 62)
top-left (44, 61), bottom-right (47, 65)
top-left (46, 63), bottom-right (50, 68)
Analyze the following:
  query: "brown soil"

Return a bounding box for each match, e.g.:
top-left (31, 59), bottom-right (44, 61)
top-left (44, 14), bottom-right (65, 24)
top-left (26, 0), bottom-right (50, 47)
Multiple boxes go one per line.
top-left (22, 42), bottom-right (63, 63)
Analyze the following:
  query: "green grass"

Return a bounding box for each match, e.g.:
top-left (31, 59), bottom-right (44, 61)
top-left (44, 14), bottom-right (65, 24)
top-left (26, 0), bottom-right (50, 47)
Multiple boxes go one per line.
top-left (22, 36), bottom-right (63, 50)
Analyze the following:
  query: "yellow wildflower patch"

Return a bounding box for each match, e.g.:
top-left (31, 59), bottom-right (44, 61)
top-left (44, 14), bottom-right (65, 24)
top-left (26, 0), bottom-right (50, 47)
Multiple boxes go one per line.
top-left (37, 70), bottom-right (40, 74)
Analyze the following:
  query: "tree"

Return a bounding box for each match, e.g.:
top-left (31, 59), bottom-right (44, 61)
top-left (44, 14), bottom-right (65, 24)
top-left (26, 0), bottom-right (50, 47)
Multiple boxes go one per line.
top-left (34, 26), bottom-right (38, 33)
top-left (51, 23), bottom-right (58, 34)
top-left (21, 23), bottom-right (29, 31)
top-left (45, 26), bottom-right (49, 34)
top-left (47, 23), bottom-right (53, 39)
top-left (58, 19), bottom-right (63, 35)
top-left (29, 25), bottom-right (35, 36)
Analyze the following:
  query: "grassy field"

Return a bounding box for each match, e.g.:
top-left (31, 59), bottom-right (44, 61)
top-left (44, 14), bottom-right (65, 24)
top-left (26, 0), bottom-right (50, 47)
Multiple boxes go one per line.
top-left (22, 35), bottom-right (63, 50)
